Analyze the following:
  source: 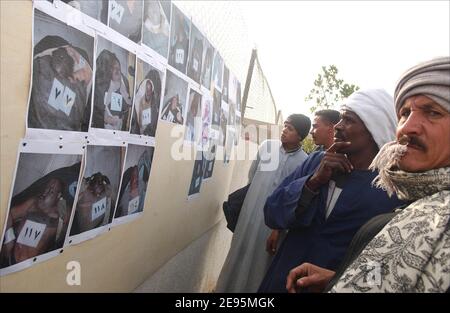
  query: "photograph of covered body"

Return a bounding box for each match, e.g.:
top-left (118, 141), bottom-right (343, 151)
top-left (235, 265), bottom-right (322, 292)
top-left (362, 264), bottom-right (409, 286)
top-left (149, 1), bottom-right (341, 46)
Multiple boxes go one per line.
top-left (184, 89), bottom-right (202, 144)
top-left (108, 0), bottom-right (143, 43)
top-left (130, 59), bottom-right (164, 137)
top-left (61, 0), bottom-right (108, 24)
top-left (70, 145), bottom-right (123, 236)
top-left (28, 10), bottom-right (94, 132)
top-left (187, 24), bottom-right (204, 84)
top-left (160, 69), bottom-right (188, 125)
top-left (91, 36), bottom-right (136, 131)
top-left (212, 51), bottom-right (223, 91)
top-left (201, 91), bottom-right (213, 148)
top-left (0, 153), bottom-right (81, 269)
top-left (115, 144), bottom-right (154, 218)
top-left (142, 0), bottom-right (171, 58)
top-left (200, 39), bottom-right (214, 90)
top-left (168, 5), bottom-right (190, 74)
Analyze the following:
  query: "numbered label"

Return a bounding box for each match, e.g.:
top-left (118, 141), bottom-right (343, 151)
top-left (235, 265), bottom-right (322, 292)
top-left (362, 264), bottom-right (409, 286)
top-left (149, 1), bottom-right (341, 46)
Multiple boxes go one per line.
top-left (175, 49), bottom-right (185, 64)
top-left (110, 92), bottom-right (123, 112)
top-left (91, 197), bottom-right (107, 221)
top-left (142, 108), bottom-right (151, 127)
top-left (128, 196), bottom-right (140, 215)
top-left (16, 220), bottom-right (47, 248)
top-left (110, 0), bottom-right (124, 24)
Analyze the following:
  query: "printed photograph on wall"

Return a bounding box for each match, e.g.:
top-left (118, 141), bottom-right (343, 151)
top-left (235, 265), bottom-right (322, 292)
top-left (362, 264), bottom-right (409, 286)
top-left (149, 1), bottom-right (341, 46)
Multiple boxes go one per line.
top-left (61, 0), bottom-right (109, 24)
top-left (168, 5), bottom-right (190, 74)
top-left (203, 142), bottom-right (216, 180)
top-left (210, 88), bottom-right (221, 141)
top-left (188, 151), bottom-right (204, 197)
top-left (201, 91), bottom-right (213, 148)
top-left (200, 39), bottom-right (214, 90)
top-left (184, 89), bottom-right (202, 145)
top-left (187, 24), bottom-right (204, 84)
top-left (27, 9), bottom-right (94, 132)
top-left (91, 35), bottom-right (136, 132)
top-left (219, 101), bottom-right (229, 147)
top-left (142, 0), bottom-right (171, 58)
top-left (69, 145), bottom-right (124, 237)
top-left (108, 0), bottom-right (143, 43)
top-left (115, 144), bottom-right (154, 219)
top-left (0, 142), bottom-right (82, 273)
top-left (212, 50), bottom-right (223, 91)
top-left (222, 65), bottom-right (229, 104)
top-left (130, 58), bottom-right (165, 137)
top-left (160, 69), bottom-right (188, 125)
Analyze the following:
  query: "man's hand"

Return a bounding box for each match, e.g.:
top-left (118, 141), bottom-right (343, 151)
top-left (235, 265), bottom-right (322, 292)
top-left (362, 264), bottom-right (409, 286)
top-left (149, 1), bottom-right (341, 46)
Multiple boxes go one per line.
top-left (286, 262), bottom-right (336, 293)
top-left (266, 229), bottom-right (280, 256)
top-left (306, 142), bottom-right (353, 191)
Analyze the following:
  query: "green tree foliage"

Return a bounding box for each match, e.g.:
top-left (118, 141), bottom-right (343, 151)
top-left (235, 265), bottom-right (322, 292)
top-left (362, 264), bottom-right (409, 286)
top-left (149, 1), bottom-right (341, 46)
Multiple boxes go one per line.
top-left (305, 65), bottom-right (360, 113)
top-left (302, 135), bottom-right (316, 154)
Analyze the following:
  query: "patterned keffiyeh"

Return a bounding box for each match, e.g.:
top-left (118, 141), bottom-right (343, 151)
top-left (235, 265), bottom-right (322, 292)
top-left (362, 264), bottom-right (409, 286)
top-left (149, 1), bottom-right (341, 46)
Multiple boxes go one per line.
top-left (331, 167), bottom-right (450, 293)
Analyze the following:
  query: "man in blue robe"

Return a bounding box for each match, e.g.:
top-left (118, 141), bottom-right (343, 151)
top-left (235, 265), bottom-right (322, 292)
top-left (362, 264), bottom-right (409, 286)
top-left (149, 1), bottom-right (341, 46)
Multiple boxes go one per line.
top-left (259, 89), bottom-right (405, 292)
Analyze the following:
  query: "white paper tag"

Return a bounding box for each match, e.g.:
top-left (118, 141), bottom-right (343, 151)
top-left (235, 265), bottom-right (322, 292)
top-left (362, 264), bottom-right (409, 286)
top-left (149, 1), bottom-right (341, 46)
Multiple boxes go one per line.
top-left (16, 220), bottom-right (47, 248)
top-left (110, 0), bottom-right (124, 24)
top-left (142, 108), bottom-right (151, 127)
top-left (91, 197), bottom-right (107, 221)
top-left (175, 49), bottom-right (184, 64)
top-left (4, 227), bottom-right (16, 244)
top-left (193, 58), bottom-right (199, 72)
top-left (195, 176), bottom-right (200, 188)
top-left (167, 110), bottom-right (175, 123)
top-left (48, 78), bottom-right (65, 111)
top-left (60, 86), bottom-right (76, 116)
top-left (73, 55), bottom-right (86, 72)
top-left (128, 196), bottom-right (140, 215)
top-left (110, 92), bottom-right (123, 112)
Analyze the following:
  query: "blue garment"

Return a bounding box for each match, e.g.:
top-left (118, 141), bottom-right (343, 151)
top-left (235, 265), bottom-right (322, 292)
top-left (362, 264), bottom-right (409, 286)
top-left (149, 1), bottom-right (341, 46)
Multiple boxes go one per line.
top-left (258, 151), bottom-right (405, 292)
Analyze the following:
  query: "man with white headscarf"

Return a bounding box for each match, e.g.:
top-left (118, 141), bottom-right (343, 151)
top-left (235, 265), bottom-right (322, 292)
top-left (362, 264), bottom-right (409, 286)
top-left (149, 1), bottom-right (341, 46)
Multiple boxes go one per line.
top-left (258, 89), bottom-right (405, 293)
top-left (286, 56), bottom-right (450, 293)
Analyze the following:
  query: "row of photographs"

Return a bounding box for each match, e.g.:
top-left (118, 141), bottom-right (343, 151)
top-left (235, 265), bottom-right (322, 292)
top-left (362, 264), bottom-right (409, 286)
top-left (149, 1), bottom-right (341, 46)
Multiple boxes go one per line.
top-left (0, 140), bottom-right (154, 275)
top-left (30, 2), bottom-right (242, 143)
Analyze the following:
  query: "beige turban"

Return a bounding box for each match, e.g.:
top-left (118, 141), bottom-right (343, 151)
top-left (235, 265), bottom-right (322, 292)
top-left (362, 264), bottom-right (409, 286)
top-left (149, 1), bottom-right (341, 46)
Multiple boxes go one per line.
top-left (394, 56), bottom-right (450, 114)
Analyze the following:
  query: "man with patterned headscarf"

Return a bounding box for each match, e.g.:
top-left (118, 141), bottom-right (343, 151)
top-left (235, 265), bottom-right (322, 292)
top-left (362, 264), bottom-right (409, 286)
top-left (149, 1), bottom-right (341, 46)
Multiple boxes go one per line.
top-left (286, 56), bottom-right (450, 293)
top-left (259, 89), bottom-right (405, 293)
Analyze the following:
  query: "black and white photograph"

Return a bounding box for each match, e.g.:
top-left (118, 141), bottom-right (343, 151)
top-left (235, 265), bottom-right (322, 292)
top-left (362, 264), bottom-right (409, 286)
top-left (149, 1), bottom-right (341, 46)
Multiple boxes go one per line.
top-left (91, 36), bottom-right (136, 132)
top-left (130, 58), bottom-right (164, 138)
top-left (212, 50), bottom-right (223, 91)
top-left (187, 151), bottom-right (204, 197)
top-left (184, 89), bottom-right (202, 145)
top-left (142, 0), bottom-right (171, 59)
top-left (222, 65), bottom-right (229, 104)
top-left (200, 39), bottom-right (214, 90)
top-left (108, 0), bottom-right (143, 43)
top-left (0, 141), bottom-right (82, 273)
top-left (27, 9), bottom-right (94, 132)
top-left (168, 5), bottom-right (190, 74)
top-left (210, 88), bottom-right (221, 141)
top-left (219, 101), bottom-right (229, 147)
top-left (69, 145), bottom-right (124, 237)
top-left (115, 144), bottom-right (154, 219)
top-left (187, 24), bottom-right (204, 84)
top-left (202, 142), bottom-right (216, 180)
top-left (160, 69), bottom-right (188, 125)
top-left (61, 0), bottom-right (109, 24)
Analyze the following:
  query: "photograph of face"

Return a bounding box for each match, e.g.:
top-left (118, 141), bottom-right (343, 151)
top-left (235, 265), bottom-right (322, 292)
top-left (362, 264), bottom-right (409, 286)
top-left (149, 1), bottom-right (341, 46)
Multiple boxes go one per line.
top-left (187, 24), bottom-right (204, 84)
top-left (212, 51), bottom-right (223, 91)
top-left (185, 89), bottom-right (202, 144)
top-left (161, 69), bottom-right (188, 125)
top-left (168, 5), bottom-right (190, 74)
top-left (142, 0), bottom-right (171, 58)
top-left (91, 36), bottom-right (136, 131)
top-left (203, 143), bottom-right (216, 180)
top-left (115, 144), bottom-right (154, 218)
top-left (222, 65), bottom-right (229, 104)
top-left (28, 10), bottom-right (94, 132)
top-left (130, 59), bottom-right (164, 137)
top-left (200, 40), bottom-right (214, 90)
top-left (201, 92), bottom-right (213, 148)
top-left (0, 153), bottom-right (81, 269)
top-left (108, 0), bottom-right (143, 43)
top-left (188, 151), bottom-right (204, 197)
top-left (61, 0), bottom-right (108, 24)
top-left (70, 145), bottom-right (123, 236)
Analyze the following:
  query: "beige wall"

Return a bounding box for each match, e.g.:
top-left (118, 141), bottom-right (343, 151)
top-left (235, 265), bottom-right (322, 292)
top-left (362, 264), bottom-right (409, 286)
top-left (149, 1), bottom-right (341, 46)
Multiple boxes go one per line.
top-left (0, 1), bottom-right (251, 292)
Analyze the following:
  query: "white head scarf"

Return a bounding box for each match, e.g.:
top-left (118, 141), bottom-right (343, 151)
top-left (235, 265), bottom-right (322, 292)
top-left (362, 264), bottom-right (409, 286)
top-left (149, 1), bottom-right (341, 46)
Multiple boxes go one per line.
top-left (342, 89), bottom-right (397, 149)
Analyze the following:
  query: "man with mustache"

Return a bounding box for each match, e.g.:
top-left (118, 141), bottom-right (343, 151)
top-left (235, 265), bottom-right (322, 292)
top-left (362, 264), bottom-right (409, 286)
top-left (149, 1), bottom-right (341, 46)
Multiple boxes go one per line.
top-left (258, 89), bottom-right (405, 292)
top-left (286, 56), bottom-right (450, 293)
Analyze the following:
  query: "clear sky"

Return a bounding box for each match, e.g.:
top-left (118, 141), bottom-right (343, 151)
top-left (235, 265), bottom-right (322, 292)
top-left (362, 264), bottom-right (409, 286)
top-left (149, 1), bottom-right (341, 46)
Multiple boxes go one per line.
top-left (240, 1), bottom-right (450, 119)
